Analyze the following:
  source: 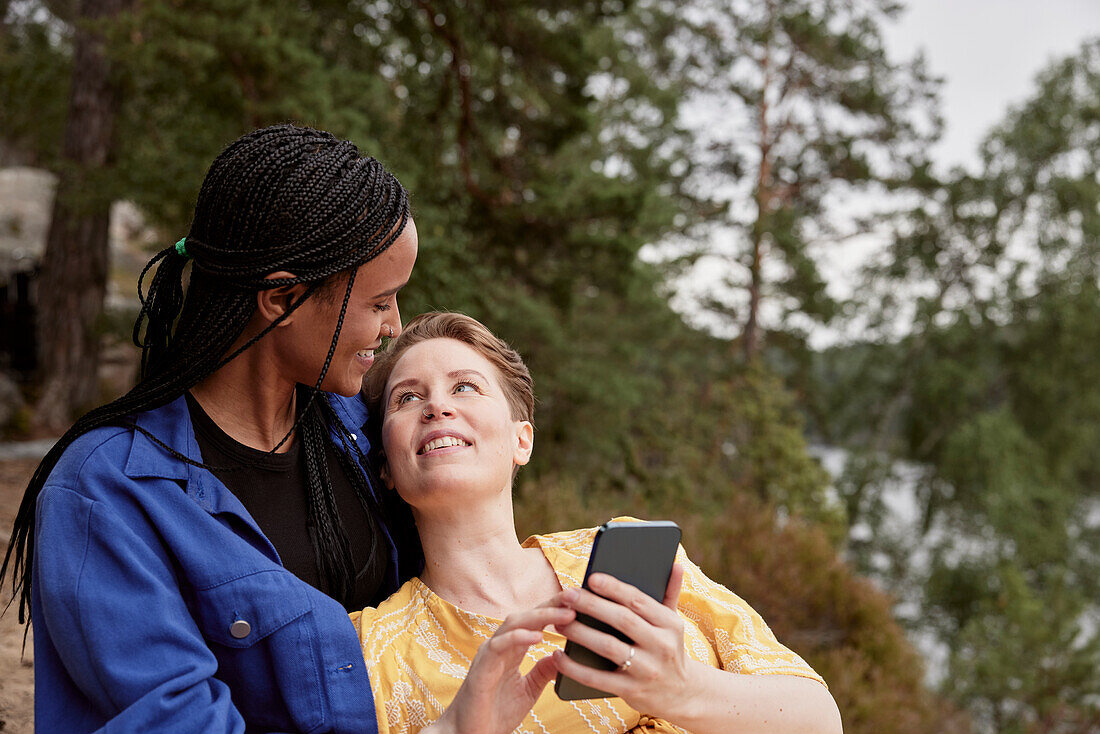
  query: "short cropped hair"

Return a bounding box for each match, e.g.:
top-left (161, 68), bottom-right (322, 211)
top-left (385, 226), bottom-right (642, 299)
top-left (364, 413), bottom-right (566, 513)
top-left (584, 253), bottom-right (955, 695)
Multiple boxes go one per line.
top-left (365, 312), bottom-right (535, 426)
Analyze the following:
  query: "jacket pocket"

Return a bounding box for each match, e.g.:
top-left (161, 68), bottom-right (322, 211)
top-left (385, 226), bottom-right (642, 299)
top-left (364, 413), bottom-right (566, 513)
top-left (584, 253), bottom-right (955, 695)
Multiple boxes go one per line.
top-left (190, 570), bottom-right (327, 732)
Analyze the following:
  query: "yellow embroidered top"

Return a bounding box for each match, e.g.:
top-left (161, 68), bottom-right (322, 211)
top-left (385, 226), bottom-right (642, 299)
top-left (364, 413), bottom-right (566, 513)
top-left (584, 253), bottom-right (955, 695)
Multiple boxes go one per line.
top-left (351, 521), bottom-right (825, 734)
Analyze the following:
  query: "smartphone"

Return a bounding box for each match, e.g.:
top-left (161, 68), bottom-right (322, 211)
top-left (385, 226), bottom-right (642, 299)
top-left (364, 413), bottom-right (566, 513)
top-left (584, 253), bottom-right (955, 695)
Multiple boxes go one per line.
top-left (554, 520), bottom-right (682, 701)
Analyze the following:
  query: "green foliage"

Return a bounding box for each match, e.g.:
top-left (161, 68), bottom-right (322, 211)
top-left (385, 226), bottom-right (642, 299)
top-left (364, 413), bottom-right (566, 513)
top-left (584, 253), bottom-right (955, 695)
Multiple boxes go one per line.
top-left (820, 39), bottom-right (1100, 732)
top-left (494, 264), bottom-right (843, 532)
top-left (980, 40), bottom-right (1100, 283)
top-left (945, 565), bottom-right (1100, 734)
top-left (373, 0), bottom-right (693, 310)
top-left (0, 6), bottom-right (71, 165)
top-left (106, 0), bottom-right (388, 226)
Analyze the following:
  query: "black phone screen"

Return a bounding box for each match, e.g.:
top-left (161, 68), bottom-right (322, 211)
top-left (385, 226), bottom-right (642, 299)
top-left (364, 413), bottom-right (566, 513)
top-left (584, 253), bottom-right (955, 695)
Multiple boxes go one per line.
top-left (554, 520), bottom-right (682, 701)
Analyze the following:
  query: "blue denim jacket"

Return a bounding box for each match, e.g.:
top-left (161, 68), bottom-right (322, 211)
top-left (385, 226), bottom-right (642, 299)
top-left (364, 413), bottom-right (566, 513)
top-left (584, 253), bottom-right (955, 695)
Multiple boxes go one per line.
top-left (32, 393), bottom-right (416, 733)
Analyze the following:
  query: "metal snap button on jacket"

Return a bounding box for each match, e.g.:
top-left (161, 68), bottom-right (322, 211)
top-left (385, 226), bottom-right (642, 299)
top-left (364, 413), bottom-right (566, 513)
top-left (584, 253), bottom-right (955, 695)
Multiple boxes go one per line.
top-left (229, 619), bottom-right (251, 639)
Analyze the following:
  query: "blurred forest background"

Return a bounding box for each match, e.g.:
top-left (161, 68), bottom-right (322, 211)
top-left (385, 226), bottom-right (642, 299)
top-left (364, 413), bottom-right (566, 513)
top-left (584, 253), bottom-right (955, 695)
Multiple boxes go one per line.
top-left (1, 0), bottom-right (1098, 732)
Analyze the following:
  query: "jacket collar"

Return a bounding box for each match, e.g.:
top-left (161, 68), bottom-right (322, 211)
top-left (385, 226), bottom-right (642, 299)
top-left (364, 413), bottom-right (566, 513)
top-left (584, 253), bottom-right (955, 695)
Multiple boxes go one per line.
top-left (327, 391), bottom-right (369, 438)
top-left (122, 392), bottom-right (373, 512)
top-left (124, 394), bottom-right (200, 482)
top-left (124, 394), bottom-right (243, 514)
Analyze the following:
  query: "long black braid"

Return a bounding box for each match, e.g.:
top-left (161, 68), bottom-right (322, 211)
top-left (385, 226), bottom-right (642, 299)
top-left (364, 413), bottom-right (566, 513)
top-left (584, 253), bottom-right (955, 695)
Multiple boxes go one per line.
top-left (2, 124), bottom-right (414, 622)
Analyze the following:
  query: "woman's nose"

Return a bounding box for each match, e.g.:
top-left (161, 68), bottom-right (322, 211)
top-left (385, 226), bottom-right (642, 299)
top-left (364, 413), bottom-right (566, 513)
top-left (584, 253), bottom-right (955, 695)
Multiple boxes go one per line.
top-left (384, 304), bottom-right (402, 340)
top-left (421, 400), bottom-right (454, 420)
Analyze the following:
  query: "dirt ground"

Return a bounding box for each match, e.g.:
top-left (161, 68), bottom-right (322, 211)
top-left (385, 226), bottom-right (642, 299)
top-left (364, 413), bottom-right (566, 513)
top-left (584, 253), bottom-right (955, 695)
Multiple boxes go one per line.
top-left (0, 459), bottom-right (36, 734)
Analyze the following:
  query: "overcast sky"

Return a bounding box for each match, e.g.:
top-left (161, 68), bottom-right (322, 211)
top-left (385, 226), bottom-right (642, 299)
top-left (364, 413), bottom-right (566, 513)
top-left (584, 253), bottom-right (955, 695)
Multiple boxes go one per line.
top-left (884, 0), bottom-right (1100, 172)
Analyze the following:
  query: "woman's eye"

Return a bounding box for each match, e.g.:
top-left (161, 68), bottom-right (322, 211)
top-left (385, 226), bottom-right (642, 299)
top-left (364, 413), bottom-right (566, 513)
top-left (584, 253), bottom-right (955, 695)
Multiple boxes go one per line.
top-left (373, 302), bottom-right (392, 313)
top-left (397, 392), bottom-right (420, 404)
top-left (454, 382), bottom-right (479, 394)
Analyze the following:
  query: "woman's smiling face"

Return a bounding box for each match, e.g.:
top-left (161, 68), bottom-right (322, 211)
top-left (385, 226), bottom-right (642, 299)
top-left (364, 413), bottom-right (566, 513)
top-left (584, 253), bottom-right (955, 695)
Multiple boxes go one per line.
top-left (267, 219), bottom-right (418, 398)
top-left (380, 337), bottom-right (533, 508)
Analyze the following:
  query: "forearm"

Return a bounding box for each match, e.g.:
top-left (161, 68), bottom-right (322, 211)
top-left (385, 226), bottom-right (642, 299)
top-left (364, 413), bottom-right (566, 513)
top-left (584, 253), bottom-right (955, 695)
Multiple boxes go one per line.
top-left (662, 661), bottom-right (843, 734)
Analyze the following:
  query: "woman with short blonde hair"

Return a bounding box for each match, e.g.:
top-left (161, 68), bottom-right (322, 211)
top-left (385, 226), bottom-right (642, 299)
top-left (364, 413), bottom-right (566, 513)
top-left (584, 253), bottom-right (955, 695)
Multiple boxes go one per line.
top-left (355, 312), bottom-right (844, 734)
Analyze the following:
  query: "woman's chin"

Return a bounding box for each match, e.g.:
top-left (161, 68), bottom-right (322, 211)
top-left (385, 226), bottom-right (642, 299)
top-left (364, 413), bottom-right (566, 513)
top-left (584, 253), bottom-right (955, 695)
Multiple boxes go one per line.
top-left (400, 475), bottom-right (510, 512)
top-left (318, 372), bottom-right (367, 398)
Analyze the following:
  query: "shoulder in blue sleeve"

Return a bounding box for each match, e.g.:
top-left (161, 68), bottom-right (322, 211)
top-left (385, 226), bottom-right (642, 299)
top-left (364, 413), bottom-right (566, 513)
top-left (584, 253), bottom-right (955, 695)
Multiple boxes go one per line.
top-left (32, 395), bottom-right (386, 733)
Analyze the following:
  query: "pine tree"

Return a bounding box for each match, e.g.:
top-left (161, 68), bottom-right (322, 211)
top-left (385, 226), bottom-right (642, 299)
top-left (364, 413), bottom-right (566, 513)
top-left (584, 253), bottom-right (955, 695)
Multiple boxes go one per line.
top-left (668, 0), bottom-right (939, 359)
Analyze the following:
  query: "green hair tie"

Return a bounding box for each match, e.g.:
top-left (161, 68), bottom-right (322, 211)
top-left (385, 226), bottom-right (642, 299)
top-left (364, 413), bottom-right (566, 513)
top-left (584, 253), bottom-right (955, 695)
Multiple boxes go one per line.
top-left (174, 237), bottom-right (189, 258)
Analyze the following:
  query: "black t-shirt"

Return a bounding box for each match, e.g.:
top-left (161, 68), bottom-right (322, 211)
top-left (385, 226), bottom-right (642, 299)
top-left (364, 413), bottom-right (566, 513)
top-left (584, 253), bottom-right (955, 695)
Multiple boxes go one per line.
top-left (185, 392), bottom-right (388, 610)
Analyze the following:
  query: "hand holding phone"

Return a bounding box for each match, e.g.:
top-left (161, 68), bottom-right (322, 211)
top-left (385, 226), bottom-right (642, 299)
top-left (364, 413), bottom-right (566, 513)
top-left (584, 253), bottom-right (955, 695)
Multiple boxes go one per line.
top-left (554, 520), bottom-right (681, 701)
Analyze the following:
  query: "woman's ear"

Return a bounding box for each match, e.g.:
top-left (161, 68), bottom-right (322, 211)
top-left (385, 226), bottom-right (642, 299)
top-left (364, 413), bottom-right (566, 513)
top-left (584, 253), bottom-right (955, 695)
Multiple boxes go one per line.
top-left (256, 271), bottom-right (308, 326)
top-left (512, 421), bottom-right (534, 466)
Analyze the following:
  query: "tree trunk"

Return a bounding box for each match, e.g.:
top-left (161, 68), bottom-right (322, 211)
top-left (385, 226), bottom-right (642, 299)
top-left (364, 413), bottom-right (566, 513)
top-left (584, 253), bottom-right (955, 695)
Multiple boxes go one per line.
top-left (740, 1), bottom-right (778, 363)
top-left (32, 0), bottom-right (130, 433)
top-left (743, 70), bottom-right (771, 361)
top-left (743, 224), bottom-right (763, 361)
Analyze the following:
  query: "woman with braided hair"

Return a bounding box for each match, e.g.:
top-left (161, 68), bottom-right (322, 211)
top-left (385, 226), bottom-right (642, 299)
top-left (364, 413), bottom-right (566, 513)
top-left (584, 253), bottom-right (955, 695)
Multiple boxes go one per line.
top-left (0, 124), bottom-right (427, 732)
